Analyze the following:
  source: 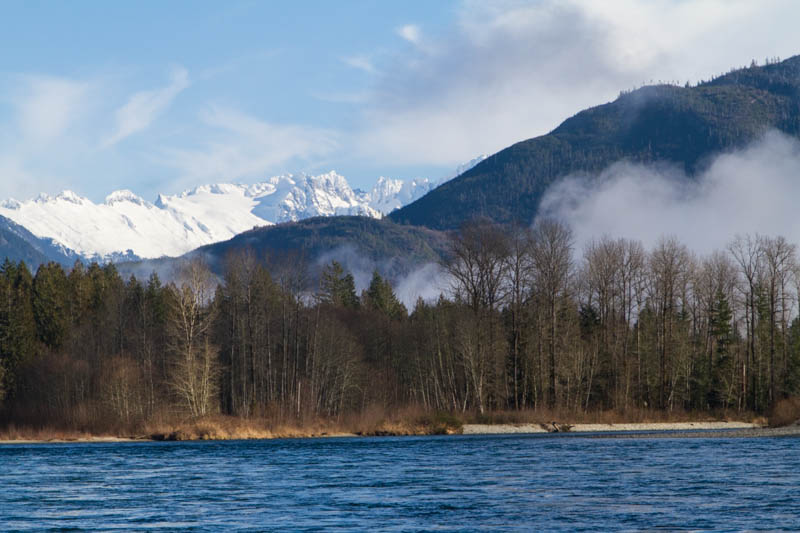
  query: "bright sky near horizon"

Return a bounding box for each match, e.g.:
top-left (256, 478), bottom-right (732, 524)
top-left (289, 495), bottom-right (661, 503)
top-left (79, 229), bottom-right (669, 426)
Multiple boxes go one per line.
top-left (1, 0), bottom-right (798, 202)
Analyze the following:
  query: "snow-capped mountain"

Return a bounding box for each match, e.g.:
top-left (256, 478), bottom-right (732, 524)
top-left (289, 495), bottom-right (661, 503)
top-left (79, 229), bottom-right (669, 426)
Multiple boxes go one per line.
top-left (450, 155), bottom-right (488, 180)
top-left (364, 177), bottom-right (436, 215)
top-left (0, 162), bottom-right (483, 262)
top-left (362, 155), bottom-right (487, 214)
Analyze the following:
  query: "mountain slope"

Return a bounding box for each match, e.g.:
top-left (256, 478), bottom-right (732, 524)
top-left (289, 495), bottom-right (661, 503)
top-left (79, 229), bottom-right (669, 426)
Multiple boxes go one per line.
top-left (194, 216), bottom-right (450, 277)
top-left (389, 56), bottom-right (800, 230)
top-left (118, 216), bottom-right (451, 285)
top-left (0, 215), bottom-right (77, 267)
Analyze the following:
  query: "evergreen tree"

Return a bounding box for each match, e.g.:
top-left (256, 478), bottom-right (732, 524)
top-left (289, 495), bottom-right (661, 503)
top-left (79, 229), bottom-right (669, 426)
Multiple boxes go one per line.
top-left (0, 261), bottom-right (37, 402)
top-left (364, 271), bottom-right (406, 319)
top-left (33, 262), bottom-right (70, 350)
top-left (708, 290), bottom-right (733, 407)
top-left (319, 261), bottom-right (359, 309)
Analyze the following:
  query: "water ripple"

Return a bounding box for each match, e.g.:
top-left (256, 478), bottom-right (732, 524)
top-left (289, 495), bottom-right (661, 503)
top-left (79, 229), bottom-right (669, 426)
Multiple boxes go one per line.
top-left (1, 434), bottom-right (800, 531)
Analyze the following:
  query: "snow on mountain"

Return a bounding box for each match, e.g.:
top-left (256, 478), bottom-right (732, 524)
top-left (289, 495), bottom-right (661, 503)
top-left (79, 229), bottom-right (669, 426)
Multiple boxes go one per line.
top-left (449, 154), bottom-right (488, 181)
top-left (245, 172), bottom-right (381, 222)
top-left (0, 188), bottom-right (264, 261)
top-left (366, 177), bottom-right (436, 214)
top-left (361, 154), bottom-right (488, 215)
top-left (0, 158), bottom-right (485, 262)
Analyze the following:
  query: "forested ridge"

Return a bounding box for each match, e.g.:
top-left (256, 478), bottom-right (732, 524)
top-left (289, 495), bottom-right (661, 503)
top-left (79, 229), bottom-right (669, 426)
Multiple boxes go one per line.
top-left (194, 216), bottom-right (450, 278)
top-left (2, 220), bottom-right (800, 433)
top-left (390, 56), bottom-right (800, 230)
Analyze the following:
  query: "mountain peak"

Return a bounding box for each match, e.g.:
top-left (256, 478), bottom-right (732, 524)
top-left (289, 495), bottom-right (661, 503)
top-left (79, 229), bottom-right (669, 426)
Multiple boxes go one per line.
top-left (55, 190), bottom-right (86, 204)
top-left (105, 189), bottom-right (147, 206)
top-left (1, 198), bottom-right (21, 210)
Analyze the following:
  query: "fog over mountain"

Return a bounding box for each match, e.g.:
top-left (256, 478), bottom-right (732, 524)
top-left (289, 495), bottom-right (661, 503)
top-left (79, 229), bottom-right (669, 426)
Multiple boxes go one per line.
top-left (538, 131), bottom-right (800, 254)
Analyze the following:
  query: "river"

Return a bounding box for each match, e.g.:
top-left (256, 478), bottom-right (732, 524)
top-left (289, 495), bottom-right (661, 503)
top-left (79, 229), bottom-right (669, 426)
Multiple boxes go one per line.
top-left (2, 433), bottom-right (799, 531)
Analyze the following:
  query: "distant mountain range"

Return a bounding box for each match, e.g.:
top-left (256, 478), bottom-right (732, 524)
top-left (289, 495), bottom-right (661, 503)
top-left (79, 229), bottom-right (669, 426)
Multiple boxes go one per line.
top-left (4, 55), bottom-right (800, 284)
top-left (0, 157), bottom-right (485, 263)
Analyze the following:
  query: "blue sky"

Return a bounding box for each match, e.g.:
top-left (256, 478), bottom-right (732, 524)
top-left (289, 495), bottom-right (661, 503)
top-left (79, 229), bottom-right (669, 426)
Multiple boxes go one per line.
top-left (1, 0), bottom-right (798, 202)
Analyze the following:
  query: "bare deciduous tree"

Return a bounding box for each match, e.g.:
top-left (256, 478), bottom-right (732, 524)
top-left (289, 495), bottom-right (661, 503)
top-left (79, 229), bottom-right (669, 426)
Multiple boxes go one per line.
top-left (167, 258), bottom-right (219, 418)
top-left (729, 234), bottom-right (763, 409)
top-left (760, 235), bottom-right (796, 405)
top-left (530, 219), bottom-right (573, 408)
top-left (648, 237), bottom-right (691, 409)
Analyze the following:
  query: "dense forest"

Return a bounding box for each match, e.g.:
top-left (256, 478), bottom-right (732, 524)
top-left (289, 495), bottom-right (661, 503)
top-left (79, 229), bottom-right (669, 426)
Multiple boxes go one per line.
top-left (2, 220), bottom-right (800, 432)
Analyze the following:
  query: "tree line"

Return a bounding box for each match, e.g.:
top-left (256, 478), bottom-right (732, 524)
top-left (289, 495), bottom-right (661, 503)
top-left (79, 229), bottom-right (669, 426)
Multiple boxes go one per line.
top-left (2, 221), bottom-right (800, 430)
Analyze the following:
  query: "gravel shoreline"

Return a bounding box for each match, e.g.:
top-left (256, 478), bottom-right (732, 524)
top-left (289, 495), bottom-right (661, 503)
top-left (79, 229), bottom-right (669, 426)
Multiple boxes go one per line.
top-left (462, 422), bottom-right (800, 439)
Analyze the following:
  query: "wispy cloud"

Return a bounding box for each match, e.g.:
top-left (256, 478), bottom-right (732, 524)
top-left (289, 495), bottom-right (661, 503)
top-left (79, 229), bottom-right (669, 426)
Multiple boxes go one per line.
top-left (539, 131), bottom-right (800, 253)
top-left (160, 106), bottom-right (338, 184)
top-left (342, 55), bottom-right (377, 74)
top-left (14, 75), bottom-right (89, 143)
top-left (0, 74), bottom-right (97, 199)
top-left (103, 67), bottom-right (189, 147)
top-left (396, 24), bottom-right (422, 45)
top-left (354, 0), bottom-right (800, 167)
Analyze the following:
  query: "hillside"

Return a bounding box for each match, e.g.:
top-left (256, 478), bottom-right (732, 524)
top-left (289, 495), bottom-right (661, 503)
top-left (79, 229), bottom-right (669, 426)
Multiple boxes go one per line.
top-left (389, 56), bottom-right (800, 230)
top-left (200, 216), bottom-right (450, 276)
top-left (120, 216), bottom-right (451, 283)
top-left (0, 215), bottom-right (76, 268)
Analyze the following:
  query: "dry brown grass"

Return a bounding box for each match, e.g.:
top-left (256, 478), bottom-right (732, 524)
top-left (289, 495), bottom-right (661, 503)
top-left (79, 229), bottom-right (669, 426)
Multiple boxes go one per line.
top-left (143, 415), bottom-right (352, 441)
top-left (768, 397), bottom-right (800, 427)
top-left (0, 423), bottom-right (120, 442)
top-left (0, 404), bottom-right (763, 442)
top-left (341, 404), bottom-right (463, 436)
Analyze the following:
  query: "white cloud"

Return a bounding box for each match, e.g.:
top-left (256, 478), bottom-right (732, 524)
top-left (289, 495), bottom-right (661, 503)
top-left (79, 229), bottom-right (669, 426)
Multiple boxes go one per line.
top-left (104, 67), bottom-right (189, 147)
top-left (0, 155), bottom-right (38, 200)
top-left (355, 0), bottom-right (800, 167)
top-left (395, 262), bottom-right (449, 307)
top-left (538, 131), bottom-right (800, 254)
top-left (342, 55), bottom-right (377, 74)
top-left (0, 74), bottom-right (98, 199)
top-left (160, 106), bottom-right (338, 184)
top-left (14, 75), bottom-right (89, 143)
top-left (396, 24), bottom-right (422, 45)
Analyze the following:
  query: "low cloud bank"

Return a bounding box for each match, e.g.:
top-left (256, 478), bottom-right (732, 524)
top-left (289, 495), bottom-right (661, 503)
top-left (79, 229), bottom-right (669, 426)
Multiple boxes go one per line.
top-left (314, 245), bottom-right (449, 309)
top-left (538, 131), bottom-right (800, 253)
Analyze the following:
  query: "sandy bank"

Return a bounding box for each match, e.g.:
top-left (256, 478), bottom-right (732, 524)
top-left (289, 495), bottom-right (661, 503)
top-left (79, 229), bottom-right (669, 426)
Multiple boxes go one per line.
top-left (462, 421), bottom-right (762, 435)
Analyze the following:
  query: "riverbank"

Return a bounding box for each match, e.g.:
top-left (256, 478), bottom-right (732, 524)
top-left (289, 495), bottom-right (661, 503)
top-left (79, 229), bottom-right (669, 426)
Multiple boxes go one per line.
top-left (0, 436), bottom-right (141, 444)
top-left (462, 421), bottom-right (800, 438)
top-left (4, 417), bottom-right (795, 444)
top-left (462, 421), bottom-right (761, 434)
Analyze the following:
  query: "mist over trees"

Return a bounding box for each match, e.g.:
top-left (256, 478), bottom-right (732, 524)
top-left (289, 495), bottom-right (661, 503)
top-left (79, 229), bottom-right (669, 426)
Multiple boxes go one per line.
top-left (3, 221), bottom-right (800, 431)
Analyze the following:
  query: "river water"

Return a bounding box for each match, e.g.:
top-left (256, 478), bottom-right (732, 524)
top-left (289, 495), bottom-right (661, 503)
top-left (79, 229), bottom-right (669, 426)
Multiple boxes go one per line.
top-left (2, 433), bottom-right (799, 531)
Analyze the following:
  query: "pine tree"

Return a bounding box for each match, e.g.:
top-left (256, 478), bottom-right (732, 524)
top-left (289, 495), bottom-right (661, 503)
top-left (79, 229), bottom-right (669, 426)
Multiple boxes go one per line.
top-left (319, 261), bottom-right (359, 309)
top-left (364, 271), bottom-right (406, 319)
top-left (708, 289), bottom-right (733, 407)
top-left (0, 261), bottom-right (37, 401)
top-left (33, 262), bottom-right (70, 350)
